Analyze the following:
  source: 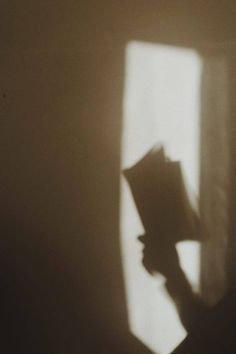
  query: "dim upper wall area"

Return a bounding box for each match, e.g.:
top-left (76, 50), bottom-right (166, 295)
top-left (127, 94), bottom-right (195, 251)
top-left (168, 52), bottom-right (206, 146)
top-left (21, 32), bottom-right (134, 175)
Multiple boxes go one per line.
top-left (1, 1), bottom-right (236, 51)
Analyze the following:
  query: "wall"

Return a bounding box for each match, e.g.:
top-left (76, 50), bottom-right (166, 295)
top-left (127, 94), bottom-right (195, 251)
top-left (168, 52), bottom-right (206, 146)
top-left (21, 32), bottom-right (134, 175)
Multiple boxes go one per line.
top-left (1, 1), bottom-right (236, 353)
top-left (0, 13), bottom-right (128, 353)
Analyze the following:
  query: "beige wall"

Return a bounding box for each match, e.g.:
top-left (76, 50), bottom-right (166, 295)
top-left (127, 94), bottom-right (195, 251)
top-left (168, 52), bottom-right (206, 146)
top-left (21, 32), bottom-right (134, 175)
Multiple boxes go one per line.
top-left (1, 1), bottom-right (236, 353)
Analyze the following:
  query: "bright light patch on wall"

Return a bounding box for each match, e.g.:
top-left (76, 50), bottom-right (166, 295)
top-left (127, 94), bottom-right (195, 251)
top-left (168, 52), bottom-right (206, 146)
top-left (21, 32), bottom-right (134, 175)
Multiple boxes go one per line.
top-left (120, 41), bottom-right (202, 354)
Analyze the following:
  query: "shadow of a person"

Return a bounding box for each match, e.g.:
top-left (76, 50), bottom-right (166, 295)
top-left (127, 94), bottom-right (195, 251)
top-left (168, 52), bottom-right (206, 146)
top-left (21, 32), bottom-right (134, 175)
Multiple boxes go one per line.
top-left (124, 145), bottom-right (208, 332)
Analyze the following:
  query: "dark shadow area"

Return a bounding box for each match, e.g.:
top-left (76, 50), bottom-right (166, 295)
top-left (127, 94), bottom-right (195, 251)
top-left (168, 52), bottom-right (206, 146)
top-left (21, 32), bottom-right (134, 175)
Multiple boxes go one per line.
top-left (0, 219), bottom-right (90, 354)
top-left (171, 288), bottom-right (236, 354)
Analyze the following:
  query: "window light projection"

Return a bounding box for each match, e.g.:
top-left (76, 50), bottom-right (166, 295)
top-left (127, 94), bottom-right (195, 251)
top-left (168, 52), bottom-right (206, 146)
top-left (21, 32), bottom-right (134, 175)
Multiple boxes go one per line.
top-left (120, 41), bottom-right (202, 354)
